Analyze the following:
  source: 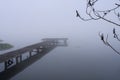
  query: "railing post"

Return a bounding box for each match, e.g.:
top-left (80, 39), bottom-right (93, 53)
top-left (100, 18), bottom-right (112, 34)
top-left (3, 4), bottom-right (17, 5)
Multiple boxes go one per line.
top-left (16, 56), bottom-right (19, 64)
top-left (29, 51), bottom-right (32, 57)
top-left (20, 55), bottom-right (22, 62)
top-left (4, 61), bottom-right (7, 70)
top-left (15, 55), bottom-right (22, 64)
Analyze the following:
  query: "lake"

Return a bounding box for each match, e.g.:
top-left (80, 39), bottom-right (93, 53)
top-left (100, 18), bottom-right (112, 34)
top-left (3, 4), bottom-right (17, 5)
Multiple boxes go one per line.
top-left (0, 35), bottom-right (119, 80)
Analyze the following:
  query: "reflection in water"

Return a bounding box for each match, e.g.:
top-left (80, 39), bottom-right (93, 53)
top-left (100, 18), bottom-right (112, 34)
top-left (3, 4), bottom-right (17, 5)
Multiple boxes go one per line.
top-left (0, 41), bottom-right (68, 80)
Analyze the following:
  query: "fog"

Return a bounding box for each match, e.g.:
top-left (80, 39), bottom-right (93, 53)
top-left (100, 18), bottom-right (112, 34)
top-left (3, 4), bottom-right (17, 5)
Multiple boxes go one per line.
top-left (0, 0), bottom-right (117, 44)
top-left (0, 0), bottom-right (120, 80)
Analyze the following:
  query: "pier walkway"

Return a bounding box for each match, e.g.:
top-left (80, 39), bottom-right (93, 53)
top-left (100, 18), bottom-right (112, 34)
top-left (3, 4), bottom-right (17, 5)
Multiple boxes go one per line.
top-left (0, 38), bottom-right (68, 80)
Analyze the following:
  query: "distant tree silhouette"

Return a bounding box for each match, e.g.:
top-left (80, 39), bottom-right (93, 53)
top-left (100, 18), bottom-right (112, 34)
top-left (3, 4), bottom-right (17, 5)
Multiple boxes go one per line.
top-left (76, 0), bottom-right (120, 55)
top-left (0, 39), bottom-right (13, 51)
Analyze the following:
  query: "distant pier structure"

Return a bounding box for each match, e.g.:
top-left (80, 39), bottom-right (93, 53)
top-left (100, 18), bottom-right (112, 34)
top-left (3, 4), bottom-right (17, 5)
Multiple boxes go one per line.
top-left (42, 38), bottom-right (68, 46)
top-left (0, 38), bottom-right (68, 80)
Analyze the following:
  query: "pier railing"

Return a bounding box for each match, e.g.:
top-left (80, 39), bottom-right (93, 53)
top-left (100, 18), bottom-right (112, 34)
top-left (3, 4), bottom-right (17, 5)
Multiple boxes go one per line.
top-left (0, 38), bottom-right (68, 80)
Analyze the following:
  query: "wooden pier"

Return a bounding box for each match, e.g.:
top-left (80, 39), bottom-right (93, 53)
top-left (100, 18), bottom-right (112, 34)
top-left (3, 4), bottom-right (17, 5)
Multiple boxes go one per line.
top-left (0, 38), bottom-right (68, 80)
top-left (0, 46), bottom-right (56, 80)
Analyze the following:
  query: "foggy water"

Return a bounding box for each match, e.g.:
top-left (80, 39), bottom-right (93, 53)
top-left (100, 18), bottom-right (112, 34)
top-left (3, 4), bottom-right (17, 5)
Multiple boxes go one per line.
top-left (1, 28), bottom-right (120, 80)
top-left (7, 38), bottom-right (120, 80)
top-left (0, 0), bottom-right (120, 80)
top-left (1, 34), bottom-right (119, 80)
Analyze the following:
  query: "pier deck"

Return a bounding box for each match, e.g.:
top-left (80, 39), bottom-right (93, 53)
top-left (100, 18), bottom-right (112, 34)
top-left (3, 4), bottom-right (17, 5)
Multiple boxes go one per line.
top-left (0, 38), bottom-right (67, 63)
top-left (0, 38), bottom-right (68, 80)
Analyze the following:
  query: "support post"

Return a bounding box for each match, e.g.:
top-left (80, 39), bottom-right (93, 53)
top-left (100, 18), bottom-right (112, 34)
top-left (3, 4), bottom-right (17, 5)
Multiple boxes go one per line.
top-left (4, 61), bottom-right (7, 70)
top-left (36, 48), bottom-right (39, 53)
top-left (20, 55), bottom-right (22, 62)
top-left (15, 55), bottom-right (22, 64)
top-left (16, 57), bottom-right (19, 64)
top-left (29, 51), bottom-right (32, 57)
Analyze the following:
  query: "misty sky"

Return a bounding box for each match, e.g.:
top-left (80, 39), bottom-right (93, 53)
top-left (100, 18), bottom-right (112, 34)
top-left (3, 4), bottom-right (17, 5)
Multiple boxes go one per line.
top-left (0, 0), bottom-right (79, 37)
top-left (0, 0), bottom-right (119, 46)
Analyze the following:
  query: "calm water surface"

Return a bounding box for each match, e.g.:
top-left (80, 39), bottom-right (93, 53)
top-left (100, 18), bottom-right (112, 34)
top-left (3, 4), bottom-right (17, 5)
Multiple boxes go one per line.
top-left (5, 37), bottom-right (120, 80)
top-left (1, 26), bottom-right (120, 80)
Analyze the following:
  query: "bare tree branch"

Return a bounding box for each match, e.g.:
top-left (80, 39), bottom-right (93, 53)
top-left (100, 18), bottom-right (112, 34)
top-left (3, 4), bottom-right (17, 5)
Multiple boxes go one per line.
top-left (76, 0), bottom-right (120, 26)
top-left (98, 33), bottom-right (120, 55)
top-left (77, 0), bottom-right (120, 55)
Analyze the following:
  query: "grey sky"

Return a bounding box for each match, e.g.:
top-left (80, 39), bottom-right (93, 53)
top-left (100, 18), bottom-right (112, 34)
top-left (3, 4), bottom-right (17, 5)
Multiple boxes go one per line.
top-left (0, 1), bottom-right (75, 34)
top-left (0, 0), bottom-right (119, 46)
